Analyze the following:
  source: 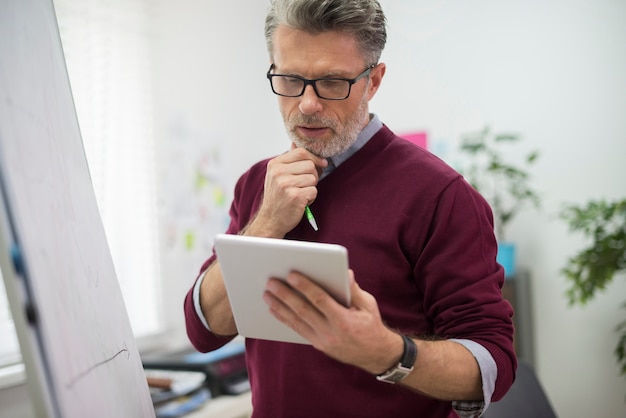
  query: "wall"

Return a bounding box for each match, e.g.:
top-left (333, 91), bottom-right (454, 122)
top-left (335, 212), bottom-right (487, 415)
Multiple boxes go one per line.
top-left (151, 0), bottom-right (289, 351)
top-left (0, 383), bottom-right (34, 418)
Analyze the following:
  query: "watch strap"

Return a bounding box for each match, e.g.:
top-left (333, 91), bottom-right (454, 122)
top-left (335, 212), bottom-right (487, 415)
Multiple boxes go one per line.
top-left (376, 334), bottom-right (417, 384)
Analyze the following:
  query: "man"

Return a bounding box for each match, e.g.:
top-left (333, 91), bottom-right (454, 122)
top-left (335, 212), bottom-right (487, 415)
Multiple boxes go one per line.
top-left (184, 1), bottom-right (516, 416)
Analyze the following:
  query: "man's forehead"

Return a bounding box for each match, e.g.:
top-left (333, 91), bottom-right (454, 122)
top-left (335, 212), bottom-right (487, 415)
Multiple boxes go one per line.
top-left (272, 26), bottom-right (365, 74)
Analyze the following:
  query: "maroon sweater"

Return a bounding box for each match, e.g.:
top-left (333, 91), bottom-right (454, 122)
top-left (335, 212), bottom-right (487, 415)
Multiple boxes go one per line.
top-left (184, 125), bottom-right (516, 417)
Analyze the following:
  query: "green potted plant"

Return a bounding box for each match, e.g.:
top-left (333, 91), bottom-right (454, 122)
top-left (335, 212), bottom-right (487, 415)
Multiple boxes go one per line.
top-left (560, 198), bottom-right (626, 382)
top-left (458, 126), bottom-right (540, 278)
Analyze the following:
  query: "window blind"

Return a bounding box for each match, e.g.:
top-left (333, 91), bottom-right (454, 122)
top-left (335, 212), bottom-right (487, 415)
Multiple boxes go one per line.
top-left (54, 0), bottom-right (162, 337)
top-left (0, 0), bottom-right (162, 373)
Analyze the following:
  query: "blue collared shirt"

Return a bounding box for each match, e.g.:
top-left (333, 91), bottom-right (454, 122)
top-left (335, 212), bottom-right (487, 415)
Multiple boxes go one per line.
top-left (320, 114), bottom-right (383, 179)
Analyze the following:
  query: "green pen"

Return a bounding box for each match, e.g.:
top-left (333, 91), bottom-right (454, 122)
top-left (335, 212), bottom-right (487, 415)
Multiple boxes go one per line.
top-left (305, 206), bottom-right (318, 231)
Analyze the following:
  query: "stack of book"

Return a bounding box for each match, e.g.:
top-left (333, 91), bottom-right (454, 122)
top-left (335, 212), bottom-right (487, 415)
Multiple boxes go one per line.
top-left (145, 368), bottom-right (210, 418)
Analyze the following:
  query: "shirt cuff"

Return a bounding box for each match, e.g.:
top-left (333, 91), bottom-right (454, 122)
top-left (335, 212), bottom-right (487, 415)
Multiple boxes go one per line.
top-left (192, 270), bottom-right (211, 331)
top-left (449, 338), bottom-right (497, 417)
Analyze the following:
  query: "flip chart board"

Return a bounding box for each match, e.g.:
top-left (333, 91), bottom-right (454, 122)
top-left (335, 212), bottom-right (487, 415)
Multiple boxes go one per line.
top-left (0, 0), bottom-right (154, 416)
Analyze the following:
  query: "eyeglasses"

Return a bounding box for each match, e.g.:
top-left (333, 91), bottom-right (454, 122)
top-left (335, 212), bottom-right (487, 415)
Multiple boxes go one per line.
top-left (266, 64), bottom-right (375, 100)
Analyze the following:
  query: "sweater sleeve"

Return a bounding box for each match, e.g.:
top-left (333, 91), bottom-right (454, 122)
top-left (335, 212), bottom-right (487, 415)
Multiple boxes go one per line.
top-left (415, 177), bottom-right (517, 402)
top-left (183, 273), bottom-right (235, 352)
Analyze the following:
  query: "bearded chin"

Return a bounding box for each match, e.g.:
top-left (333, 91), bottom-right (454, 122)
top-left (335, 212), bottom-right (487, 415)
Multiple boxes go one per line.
top-left (288, 133), bottom-right (344, 158)
top-left (283, 90), bottom-right (370, 158)
top-left (286, 108), bottom-right (368, 158)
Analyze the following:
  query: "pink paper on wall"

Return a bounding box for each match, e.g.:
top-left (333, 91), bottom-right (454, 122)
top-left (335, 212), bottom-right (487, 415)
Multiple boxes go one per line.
top-left (400, 131), bottom-right (428, 149)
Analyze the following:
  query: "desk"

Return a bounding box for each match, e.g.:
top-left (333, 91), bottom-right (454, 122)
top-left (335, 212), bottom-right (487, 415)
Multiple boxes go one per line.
top-left (185, 391), bottom-right (252, 418)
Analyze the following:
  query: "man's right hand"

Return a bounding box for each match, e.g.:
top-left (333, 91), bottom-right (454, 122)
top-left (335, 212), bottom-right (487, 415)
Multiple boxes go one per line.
top-left (245, 144), bottom-right (328, 238)
top-left (201, 145), bottom-right (326, 335)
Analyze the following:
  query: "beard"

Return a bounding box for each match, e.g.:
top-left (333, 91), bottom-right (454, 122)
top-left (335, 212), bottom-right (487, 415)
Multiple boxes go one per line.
top-left (282, 91), bottom-right (370, 158)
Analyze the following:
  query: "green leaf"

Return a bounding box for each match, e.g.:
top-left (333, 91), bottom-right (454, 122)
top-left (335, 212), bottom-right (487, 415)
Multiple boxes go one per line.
top-left (457, 126), bottom-right (541, 241)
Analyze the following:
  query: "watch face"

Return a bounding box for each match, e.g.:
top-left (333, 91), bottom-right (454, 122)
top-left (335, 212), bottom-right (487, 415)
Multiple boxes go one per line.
top-left (376, 365), bottom-right (412, 384)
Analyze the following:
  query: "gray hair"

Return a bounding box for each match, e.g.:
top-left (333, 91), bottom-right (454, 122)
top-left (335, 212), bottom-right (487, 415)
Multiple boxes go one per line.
top-left (265, 0), bottom-right (387, 65)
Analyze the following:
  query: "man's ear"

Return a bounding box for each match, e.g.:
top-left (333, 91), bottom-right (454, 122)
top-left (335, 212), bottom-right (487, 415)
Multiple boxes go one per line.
top-left (366, 63), bottom-right (386, 100)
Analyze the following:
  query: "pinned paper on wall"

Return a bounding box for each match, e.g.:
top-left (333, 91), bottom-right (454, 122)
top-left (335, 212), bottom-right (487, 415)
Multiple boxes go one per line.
top-left (160, 118), bottom-right (231, 255)
top-left (400, 131), bottom-right (428, 149)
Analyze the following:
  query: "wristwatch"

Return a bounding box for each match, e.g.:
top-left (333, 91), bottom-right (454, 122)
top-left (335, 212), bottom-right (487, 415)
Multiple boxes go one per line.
top-left (376, 334), bottom-right (417, 384)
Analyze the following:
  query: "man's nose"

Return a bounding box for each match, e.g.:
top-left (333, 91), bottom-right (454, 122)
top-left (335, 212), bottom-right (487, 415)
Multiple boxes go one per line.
top-left (298, 85), bottom-right (323, 114)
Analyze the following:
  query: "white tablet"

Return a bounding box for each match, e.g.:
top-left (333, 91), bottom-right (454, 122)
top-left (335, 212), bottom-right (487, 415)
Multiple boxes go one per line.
top-left (214, 234), bottom-right (351, 345)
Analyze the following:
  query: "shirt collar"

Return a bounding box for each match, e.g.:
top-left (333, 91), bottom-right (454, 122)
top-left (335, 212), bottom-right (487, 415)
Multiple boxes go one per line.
top-left (321, 114), bottom-right (382, 179)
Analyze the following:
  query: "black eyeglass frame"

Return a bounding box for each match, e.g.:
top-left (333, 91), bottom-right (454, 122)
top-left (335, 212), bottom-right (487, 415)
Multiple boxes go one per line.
top-left (266, 64), bottom-right (376, 100)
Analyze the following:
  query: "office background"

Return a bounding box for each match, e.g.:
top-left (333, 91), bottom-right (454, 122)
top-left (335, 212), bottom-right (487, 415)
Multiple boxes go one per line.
top-left (1, 0), bottom-right (625, 417)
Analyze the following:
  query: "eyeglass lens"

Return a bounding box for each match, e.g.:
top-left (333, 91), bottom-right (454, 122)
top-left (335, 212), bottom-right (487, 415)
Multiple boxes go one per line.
top-left (271, 76), bottom-right (352, 100)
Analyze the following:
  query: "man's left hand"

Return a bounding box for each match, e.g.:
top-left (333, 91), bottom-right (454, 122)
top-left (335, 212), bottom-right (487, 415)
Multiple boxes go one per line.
top-left (263, 270), bottom-right (402, 375)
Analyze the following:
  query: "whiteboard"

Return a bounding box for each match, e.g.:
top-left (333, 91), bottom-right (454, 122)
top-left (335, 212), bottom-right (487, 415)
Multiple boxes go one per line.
top-left (0, 0), bottom-right (155, 417)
